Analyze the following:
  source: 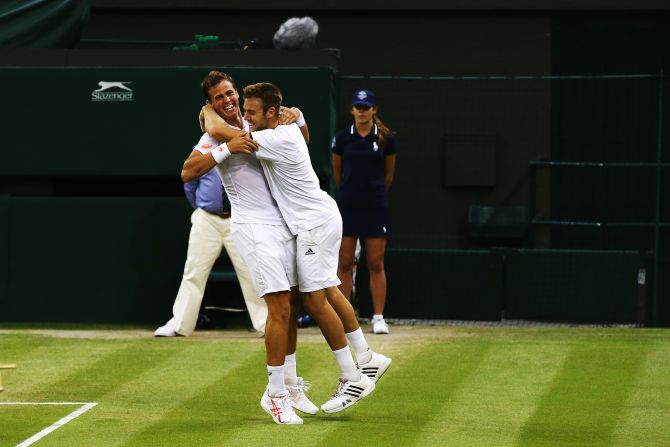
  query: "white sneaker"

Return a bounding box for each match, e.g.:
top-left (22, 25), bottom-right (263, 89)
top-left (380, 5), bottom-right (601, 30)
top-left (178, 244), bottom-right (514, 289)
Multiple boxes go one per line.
top-left (260, 388), bottom-right (303, 424)
top-left (154, 321), bottom-right (179, 337)
top-left (320, 373), bottom-right (375, 414)
top-left (359, 352), bottom-right (392, 383)
top-left (372, 315), bottom-right (389, 334)
top-left (287, 377), bottom-right (318, 415)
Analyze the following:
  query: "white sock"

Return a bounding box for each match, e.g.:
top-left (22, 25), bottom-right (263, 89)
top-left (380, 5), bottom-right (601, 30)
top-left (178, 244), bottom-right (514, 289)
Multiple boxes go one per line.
top-left (284, 353), bottom-right (298, 386)
top-left (346, 328), bottom-right (372, 365)
top-left (267, 364), bottom-right (285, 397)
top-left (333, 346), bottom-right (360, 382)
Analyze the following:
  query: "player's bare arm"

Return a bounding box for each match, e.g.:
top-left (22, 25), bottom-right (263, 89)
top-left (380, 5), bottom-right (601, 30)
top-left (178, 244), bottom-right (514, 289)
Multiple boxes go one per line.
top-left (181, 151), bottom-right (216, 182)
top-left (204, 100), bottom-right (310, 145)
top-left (278, 107), bottom-right (310, 143)
top-left (181, 134), bottom-right (259, 182)
top-left (202, 104), bottom-right (247, 142)
top-left (297, 120), bottom-right (310, 144)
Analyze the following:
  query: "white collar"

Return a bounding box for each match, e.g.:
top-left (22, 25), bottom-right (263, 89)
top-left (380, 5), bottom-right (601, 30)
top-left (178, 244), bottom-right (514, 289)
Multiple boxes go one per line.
top-left (350, 123), bottom-right (377, 136)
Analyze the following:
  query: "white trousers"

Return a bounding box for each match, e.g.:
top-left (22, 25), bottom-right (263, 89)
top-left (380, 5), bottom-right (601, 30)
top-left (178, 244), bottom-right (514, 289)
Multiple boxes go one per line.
top-left (168, 208), bottom-right (267, 335)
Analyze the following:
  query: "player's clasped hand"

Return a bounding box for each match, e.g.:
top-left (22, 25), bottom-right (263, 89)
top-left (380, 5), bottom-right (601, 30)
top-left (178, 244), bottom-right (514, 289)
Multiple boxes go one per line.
top-left (278, 106), bottom-right (299, 125)
top-left (228, 133), bottom-right (259, 154)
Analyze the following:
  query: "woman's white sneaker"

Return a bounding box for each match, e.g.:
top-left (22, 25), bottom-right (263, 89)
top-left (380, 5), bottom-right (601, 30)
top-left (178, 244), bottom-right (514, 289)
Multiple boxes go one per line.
top-left (320, 373), bottom-right (375, 414)
top-left (287, 377), bottom-right (318, 415)
top-left (372, 315), bottom-right (389, 334)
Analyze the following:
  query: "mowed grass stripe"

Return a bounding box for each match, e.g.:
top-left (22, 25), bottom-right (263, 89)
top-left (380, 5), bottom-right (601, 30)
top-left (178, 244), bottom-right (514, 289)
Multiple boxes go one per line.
top-left (0, 336), bottom-right (127, 399)
top-left (609, 338), bottom-right (670, 446)
top-left (15, 338), bottom-right (189, 403)
top-left (35, 339), bottom-right (265, 447)
top-left (125, 344), bottom-right (272, 446)
top-left (315, 337), bottom-right (492, 447)
top-left (413, 331), bottom-right (572, 446)
top-left (0, 333), bottom-right (54, 361)
top-left (516, 339), bottom-right (650, 447)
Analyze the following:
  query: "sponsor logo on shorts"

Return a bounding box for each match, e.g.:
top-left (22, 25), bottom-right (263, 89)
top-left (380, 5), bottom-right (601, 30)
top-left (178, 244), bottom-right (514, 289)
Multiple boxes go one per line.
top-left (91, 81), bottom-right (134, 102)
top-left (305, 248), bottom-right (316, 256)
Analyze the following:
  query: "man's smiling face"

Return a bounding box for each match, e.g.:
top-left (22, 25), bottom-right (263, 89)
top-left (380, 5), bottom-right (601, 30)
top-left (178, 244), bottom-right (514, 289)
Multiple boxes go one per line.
top-left (208, 80), bottom-right (240, 123)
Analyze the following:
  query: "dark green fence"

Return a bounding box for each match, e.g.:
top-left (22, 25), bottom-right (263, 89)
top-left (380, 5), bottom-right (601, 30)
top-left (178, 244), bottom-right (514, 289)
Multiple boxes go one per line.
top-left (504, 249), bottom-right (640, 323)
top-left (355, 248), bottom-right (641, 324)
top-left (2, 197), bottom-right (191, 323)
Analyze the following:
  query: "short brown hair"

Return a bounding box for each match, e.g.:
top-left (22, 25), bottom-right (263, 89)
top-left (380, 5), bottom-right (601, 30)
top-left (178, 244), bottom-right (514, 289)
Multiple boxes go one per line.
top-left (200, 70), bottom-right (235, 101)
top-left (242, 82), bottom-right (282, 113)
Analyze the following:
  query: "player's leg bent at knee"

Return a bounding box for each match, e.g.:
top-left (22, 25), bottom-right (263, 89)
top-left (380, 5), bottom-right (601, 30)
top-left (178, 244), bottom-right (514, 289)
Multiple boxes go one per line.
top-left (324, 286), bottom-right (392, 383)
top-left (301, 290), bottom-right (358, 381)
top-left (307, 293), bottom-right (376, 414)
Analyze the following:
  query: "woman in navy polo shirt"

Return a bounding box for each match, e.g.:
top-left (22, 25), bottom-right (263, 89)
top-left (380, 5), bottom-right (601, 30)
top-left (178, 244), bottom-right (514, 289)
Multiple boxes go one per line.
top-left (331, 89), bottom-right (397, 334)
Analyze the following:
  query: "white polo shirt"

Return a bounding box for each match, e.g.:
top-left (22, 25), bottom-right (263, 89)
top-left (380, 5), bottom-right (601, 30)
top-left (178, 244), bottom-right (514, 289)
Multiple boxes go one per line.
top-left (251, 123), bottom-right (339, 234)
top-left (193, 123), bottom-right (284, 225)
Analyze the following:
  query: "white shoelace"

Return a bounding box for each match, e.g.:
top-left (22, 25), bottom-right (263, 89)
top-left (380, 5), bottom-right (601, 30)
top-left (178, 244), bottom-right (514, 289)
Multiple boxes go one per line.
top-left (296, 378), bottom-right (311, 392)
top-left (329, 379), bottom-right (347, 399)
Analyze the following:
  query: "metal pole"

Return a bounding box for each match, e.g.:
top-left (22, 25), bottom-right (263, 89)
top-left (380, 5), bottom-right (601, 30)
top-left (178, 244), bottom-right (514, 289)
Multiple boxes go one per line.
top-left (529, 164), bottom-right (537, 247)
top-left (653, 70), bottom-right (664, 327)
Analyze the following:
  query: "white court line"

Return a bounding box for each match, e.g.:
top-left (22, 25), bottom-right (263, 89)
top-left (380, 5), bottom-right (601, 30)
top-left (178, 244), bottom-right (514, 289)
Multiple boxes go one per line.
top-left (0, 402), bottom-right (98, 447)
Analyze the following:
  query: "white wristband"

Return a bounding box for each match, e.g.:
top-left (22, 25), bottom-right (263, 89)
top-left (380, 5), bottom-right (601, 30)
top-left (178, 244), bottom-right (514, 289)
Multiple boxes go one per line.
top-left (211, 143), bottom-right (231, 163)
top-left (295, 109), bottom-right (306, 127)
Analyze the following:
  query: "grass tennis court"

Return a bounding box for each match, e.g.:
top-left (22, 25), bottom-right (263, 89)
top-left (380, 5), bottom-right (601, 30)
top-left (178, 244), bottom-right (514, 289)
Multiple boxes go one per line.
top-left (1, 324), bottom-right (669, 446)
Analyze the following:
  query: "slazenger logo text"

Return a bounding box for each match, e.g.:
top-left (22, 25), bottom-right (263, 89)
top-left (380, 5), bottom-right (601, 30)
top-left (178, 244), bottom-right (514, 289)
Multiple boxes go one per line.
top-left (91, 81), bottom-right (134, 102)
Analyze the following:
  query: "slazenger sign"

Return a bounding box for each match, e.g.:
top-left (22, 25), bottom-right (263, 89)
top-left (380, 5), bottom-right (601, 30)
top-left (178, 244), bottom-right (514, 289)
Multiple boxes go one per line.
top-left (91, 81), bottom-right (134, 102)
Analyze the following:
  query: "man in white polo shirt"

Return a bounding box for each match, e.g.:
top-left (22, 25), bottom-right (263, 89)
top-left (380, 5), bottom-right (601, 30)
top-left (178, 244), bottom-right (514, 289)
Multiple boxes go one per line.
top-left (200, 82), bottom-right (391, 414)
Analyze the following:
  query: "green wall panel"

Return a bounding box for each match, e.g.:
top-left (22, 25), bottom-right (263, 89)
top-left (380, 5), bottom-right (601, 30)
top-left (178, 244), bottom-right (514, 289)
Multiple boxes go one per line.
top-left (355, 249), bottom-right (503, 321)
top-left (0, 195), bottom-right (8, 305)
top-left (657, 260), bottom-right (670, 327)
top-left (505, 249), bottom-right (639, 323)
top-left (0, 66), bottom-right (335, 177)
top-left (2, 197), bottom-right (191, 324)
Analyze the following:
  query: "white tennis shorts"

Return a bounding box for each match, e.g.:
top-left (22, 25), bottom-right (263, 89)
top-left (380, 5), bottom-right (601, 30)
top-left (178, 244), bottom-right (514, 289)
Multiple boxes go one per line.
top-left (295, 215), bottom-right (343, 293)
top-left (231, 222), bottom-right (298, 298)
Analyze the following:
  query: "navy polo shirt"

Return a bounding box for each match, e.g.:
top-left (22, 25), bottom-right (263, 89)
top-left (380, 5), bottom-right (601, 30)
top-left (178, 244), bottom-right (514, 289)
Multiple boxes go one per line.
top-left (332, 124), bottom-right (397, 209)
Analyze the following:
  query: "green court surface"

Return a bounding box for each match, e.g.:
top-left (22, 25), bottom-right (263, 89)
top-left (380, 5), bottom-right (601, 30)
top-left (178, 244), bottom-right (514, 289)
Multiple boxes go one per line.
top-left (0, 325), bottom-right (669, 446)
